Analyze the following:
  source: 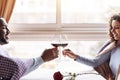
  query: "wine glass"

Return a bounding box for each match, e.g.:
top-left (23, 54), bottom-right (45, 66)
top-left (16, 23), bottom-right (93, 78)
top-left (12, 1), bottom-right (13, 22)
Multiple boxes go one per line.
top-left (51, 31), bottom-right (68, 61)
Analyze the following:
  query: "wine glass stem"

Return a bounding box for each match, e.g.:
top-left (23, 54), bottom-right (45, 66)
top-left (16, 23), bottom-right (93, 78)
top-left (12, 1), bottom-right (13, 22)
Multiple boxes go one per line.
top-left (58, 47), bottom-right (65, 61)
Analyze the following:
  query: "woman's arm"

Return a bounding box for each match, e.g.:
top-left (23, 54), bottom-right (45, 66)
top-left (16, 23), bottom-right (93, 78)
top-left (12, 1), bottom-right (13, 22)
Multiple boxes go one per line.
top-left (75, 52), bottom-right (110, 67)
top-left (62, 40), bottom-right (113, 67)
top-left (63, 49), bottom-right (111, 67)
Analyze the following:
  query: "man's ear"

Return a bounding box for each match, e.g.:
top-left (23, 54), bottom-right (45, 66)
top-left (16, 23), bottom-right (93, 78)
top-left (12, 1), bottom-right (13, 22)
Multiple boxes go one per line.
top-left (0, 17), bottom-right (8, 26)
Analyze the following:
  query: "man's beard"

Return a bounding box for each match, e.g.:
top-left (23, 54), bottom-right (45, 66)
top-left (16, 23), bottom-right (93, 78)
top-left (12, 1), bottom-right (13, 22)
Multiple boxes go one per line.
top-left (0, 37), bottom-right (8, 45)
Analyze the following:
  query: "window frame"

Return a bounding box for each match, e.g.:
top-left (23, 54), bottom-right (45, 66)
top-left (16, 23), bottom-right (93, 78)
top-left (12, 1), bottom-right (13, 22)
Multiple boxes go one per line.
top-left (9, 23), bottom-right (108, 41)
top-left (9, 0), bottom-right (109, 41)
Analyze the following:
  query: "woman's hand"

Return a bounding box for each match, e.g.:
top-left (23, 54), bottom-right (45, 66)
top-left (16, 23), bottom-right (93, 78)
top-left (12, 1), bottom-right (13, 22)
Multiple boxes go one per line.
top-left (62, 49), bottom-right (78, 60)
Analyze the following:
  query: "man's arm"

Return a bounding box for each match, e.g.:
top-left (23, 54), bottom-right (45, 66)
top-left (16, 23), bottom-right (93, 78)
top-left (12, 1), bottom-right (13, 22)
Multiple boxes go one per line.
top-left (23, 57), bottom-right (44, 76)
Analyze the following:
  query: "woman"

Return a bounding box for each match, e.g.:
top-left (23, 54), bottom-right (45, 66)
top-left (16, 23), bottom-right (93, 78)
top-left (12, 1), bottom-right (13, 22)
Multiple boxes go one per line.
top-left (62, 14), bottom-right (120, 80)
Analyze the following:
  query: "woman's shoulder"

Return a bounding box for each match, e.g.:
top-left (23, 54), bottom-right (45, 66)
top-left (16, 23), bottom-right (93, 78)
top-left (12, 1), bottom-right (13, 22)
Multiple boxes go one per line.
top-left (97, 40), bottom-right (111, 53)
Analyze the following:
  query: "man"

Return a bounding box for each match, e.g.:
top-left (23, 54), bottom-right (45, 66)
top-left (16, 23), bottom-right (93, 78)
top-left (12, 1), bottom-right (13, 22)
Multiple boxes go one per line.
top-left (0, 17), bottom-right (58, 80)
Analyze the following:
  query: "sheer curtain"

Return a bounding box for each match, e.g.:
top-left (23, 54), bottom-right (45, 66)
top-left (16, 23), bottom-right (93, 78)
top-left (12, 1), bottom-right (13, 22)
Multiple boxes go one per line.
top-left (0, 0), bottom-right (16, 22)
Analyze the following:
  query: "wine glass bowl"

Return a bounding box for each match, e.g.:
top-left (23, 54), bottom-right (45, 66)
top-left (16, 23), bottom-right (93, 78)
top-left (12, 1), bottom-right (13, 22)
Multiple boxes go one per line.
top-left (51, 43), bottom-right (68, 48)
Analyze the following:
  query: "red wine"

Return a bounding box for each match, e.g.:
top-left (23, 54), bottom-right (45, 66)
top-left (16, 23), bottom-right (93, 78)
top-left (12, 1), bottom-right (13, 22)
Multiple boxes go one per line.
top-left (51, 43), bottom-right (68, 48)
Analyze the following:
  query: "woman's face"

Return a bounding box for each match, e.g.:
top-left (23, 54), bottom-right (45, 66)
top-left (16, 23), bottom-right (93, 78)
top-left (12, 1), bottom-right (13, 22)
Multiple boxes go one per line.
top-left (111, 20), bottom-right (120, 41)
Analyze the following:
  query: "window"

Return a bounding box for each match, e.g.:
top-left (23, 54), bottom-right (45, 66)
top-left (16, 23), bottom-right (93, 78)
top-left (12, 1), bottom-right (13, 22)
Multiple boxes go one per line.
top-left (10, 0), bottom-right (56, 23)
top-left (6, 1), bottom-right (118, 79)
top-left (9, 0), bottom-right (120, 40)
top-left (10, 0), bottom-right (120, 24)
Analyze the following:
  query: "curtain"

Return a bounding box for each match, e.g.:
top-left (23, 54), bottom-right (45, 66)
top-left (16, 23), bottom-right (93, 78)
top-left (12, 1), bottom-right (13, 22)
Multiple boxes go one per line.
top-left (0, 0), bottom-right (16, 23)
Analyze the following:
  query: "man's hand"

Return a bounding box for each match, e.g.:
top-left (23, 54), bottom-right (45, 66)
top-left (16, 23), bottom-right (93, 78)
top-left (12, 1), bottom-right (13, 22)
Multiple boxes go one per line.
top-left (41, 47), bottom-right (58, 62)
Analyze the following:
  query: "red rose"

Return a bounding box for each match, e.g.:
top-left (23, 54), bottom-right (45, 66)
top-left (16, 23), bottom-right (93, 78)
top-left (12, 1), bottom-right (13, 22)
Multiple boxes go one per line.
top-left (53, 71), bottom-right (63, 80)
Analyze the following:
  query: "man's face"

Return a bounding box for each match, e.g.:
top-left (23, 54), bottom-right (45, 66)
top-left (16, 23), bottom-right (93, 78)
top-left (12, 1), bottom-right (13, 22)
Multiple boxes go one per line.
top-left (0, 18), bottom-right (10, 45)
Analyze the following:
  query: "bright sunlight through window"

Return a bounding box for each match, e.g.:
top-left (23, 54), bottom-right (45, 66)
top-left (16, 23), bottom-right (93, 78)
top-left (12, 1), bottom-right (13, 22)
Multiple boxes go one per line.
top-left (10, 0), bottom-right (120, 24)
